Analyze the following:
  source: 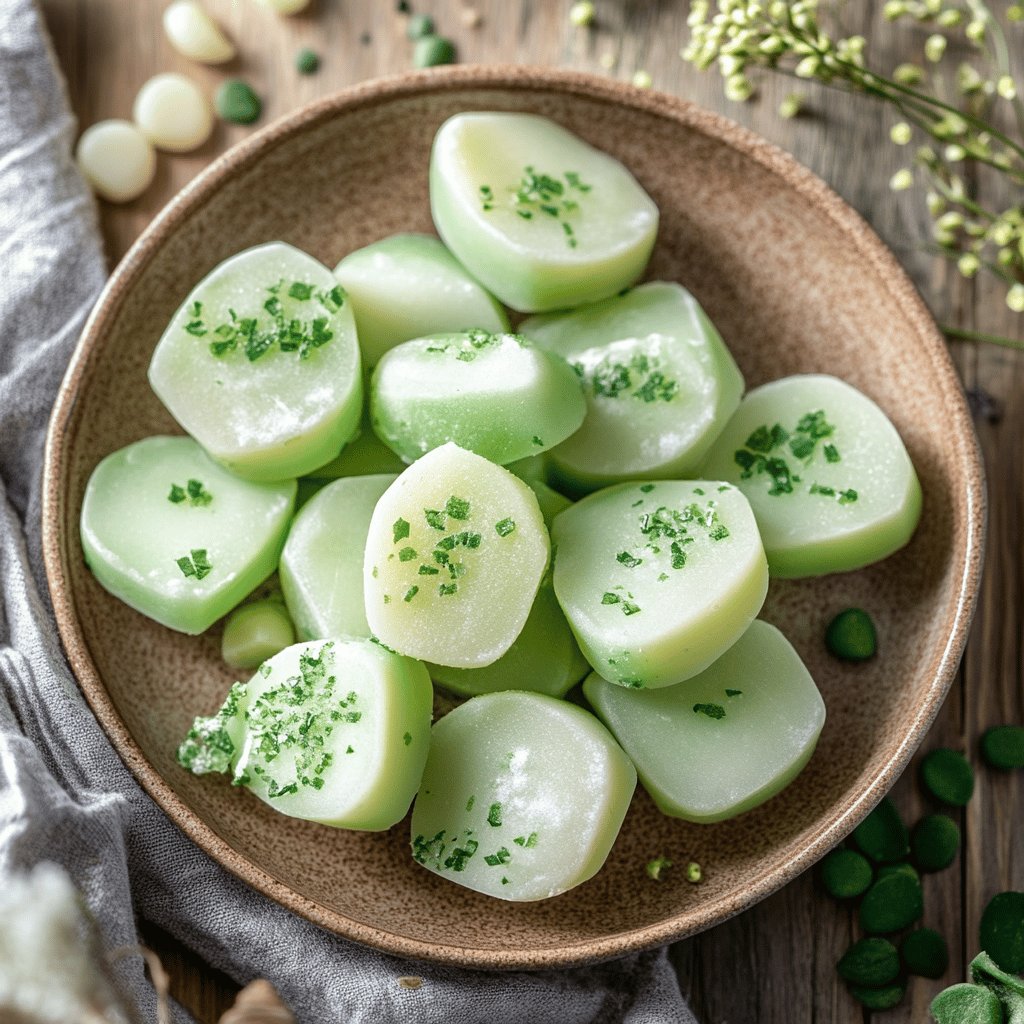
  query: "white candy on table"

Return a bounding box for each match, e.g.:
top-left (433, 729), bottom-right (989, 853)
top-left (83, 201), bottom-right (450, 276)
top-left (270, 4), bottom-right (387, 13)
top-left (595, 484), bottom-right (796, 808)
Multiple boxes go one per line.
top-left (163, 0), bottom-right (236, 64)
top-left (133, 73), bottom-right (213, 153)
top-left (75, 120), bottom-right (155, 203)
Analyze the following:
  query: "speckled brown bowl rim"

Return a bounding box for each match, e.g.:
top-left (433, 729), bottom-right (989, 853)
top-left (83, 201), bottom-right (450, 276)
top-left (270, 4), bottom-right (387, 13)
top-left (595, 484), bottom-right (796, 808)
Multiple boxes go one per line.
top-left (42, 65), bottom-right (985, 971)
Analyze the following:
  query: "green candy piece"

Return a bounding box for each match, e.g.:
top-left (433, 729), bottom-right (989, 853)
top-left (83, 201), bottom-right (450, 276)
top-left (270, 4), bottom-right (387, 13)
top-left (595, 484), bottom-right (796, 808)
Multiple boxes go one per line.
top-left (414, 34), bottom-right (455, 67)
top-left (901, 928), bottom-right (949, 979)
top-left (921, 748), bottom-right (975, 806)
top-left (848, 981), bottom-right (906, 1010)
top-left (525, 479), bottom-right (572, 528)
top-left (980, 892), bottom-right (1024, 973)
top-left (406, 13), bottom-right (434, 38)
top-left (221, 599), bottom-right (295, 669)
top-left (837, 937), bottom-right (901, 987)
top-left (911, 814), bottom-right (960, 872)
top-left (860, 863), bottom-right (923, 933)
top-left (852, 796), bottom-right (910, 862)
top-left (981, 726), bottom-right (1024, 770)
top-left (295, 48), bottom-right (320, 74)
top-left (930, 984), bottom-right (1003, 1024)
top-left (825, 608), bottom-right (877, 661)
top-left (215, 79), bottom-right (262, 124)
top-left (820, 848), bottom-right (873, 899)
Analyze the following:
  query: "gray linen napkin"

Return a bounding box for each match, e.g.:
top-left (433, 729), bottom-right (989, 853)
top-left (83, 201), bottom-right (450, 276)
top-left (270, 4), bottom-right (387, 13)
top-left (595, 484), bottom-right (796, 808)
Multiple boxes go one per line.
top-left (0, 2), bottom-right (697, 1021)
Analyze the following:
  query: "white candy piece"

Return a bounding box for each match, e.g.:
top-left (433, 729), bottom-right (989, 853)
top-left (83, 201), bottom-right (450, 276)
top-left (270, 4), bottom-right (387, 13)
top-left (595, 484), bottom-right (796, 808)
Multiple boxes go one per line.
top-left (253, 0), bottom-right (311, 12)
top-left (133, 73), bottom-right (213, 153)
top-left (163, 1), bottom-right (236, 64)
top-left (76, 120), bottom-right (156, 204)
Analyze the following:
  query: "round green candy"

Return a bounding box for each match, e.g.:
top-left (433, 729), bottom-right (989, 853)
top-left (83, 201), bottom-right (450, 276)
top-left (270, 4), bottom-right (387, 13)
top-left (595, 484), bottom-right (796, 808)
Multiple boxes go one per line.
top-left (930, 984), bottom-right (1002, 1024)
top-left (859, 864), bottom-right (923, 933)
top-left (221, 599), bottom-right (295, 669)
top-left (837, 937), bottom-right (900, 987)
top-left (911, 814), bottom-right (960, 872)
top-left (215, 80), bottom-right (262, 125)
top-left (981, 725), bottom-right (1024, 770)
top-left (852, 796), bottom-right (909, 862)
top-left (295, 48), bottom-right (320, 74)
top-left (406, 13), bottom-right (434, 38)
top-left (901, 928), bottom-right (949, 979)
top-left (414, 35), bottom-right (455, 67)
top-left (825, 608), bottom-right (877, 661)
top-left (921, 748), bottom-right (975, 806)
top-left (847, 981), bottom-right (905, 1011)
top-left (820, 848), bottom-right (873, 899)
top-left (980, 891), bottom-right (1024, 973)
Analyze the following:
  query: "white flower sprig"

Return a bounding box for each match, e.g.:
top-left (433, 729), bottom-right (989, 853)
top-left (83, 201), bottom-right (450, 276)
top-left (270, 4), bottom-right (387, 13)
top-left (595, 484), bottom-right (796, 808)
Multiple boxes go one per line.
top-left (683, 0), bottom-right (1024, 328)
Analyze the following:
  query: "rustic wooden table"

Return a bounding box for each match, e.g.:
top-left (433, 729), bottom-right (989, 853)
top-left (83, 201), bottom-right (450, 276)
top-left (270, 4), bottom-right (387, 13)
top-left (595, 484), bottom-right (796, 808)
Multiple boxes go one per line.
top-left (37, 1), bottom-right (1022, 1021)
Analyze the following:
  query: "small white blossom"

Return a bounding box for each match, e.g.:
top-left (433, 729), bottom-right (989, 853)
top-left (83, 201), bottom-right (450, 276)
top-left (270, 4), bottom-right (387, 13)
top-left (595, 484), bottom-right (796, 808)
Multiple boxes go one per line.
top-left (890, 122), bottom-right (913, 145)
top-left (957, 253), bottom-right (980, 277)
top-left (1007, 283), bottom-right (1024, 313)
top-left (890, 168), bottom-right (914, 191)
top-left (924, 34), bottom-right (947, 62)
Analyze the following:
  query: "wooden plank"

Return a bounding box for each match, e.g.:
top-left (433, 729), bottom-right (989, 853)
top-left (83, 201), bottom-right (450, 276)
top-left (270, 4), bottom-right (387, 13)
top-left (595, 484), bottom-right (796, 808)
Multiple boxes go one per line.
top-left (35, 1), bottom-right (1024, 1021)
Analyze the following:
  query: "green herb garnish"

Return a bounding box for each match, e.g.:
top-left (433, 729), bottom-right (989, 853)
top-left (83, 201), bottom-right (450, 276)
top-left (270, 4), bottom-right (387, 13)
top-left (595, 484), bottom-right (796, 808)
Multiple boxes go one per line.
top-left (487, 802), bottom-right (503, 827)
top-left (175, 548), bottom-right (213, 580)
top-left (693, 702), bottom-right (726, 720)
top-left (495, 518), bottom-right (516, 537)
top-left (393, 518), bottom-right (410, 543)
top-left (646, 855), bottom-right (672, 881)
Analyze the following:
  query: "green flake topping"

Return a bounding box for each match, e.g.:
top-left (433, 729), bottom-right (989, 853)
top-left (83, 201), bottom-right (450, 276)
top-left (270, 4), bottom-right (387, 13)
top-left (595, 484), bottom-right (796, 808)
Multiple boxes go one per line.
top-left (693, 702), bottom-right (726, 720)
top-left (646, 855), bottom-right (672, 881)
top-left (640, 483), bottom-right (656, 493)
top-left (175, 548), bottom-right (212, 580)
top-left (403, 586), bottom-right (419, 602)
top-left (575, 351), bottom-right (679, 404)
top-left (438, 582), bottom-right (458, 596)
top-left (403, 732), bottom-right (412, 746)
top-left (393, 518), bottom-right (410, 543)
top-left (532, 435), bottom-right (544, 447)
top-left (169, 479), bottom-right (213, 506)
top-left (495, 518), bottom-right (516, 537)
top-left (445, 496), bottom-right (471, 520)
top-left (176, 681), bottom-right (247, 775)
top-left (479, 166), bottom-right (592, 247)
top-left (168, 484), bottom-right (186, 503)
top-left (466, 795), bottom-right (476, 812)
top-left (513, 832), bottom-right (539, 848)
top-left (726, 688), bottom-right (743, 697)
top-left (398, 547), bottom-right (417, 562)
top-left (411, 830), bottom-right (480, 873)
top-left (601, 592), bottom-right (620, 605)
top-left (424, 509), bottom-right (446, 530)
top-left (484, 847), bottom-right (512, 867)
top-left (487, 802), bottom-right (503, 827)
top-left (617, 551), bottom-right (642, 568)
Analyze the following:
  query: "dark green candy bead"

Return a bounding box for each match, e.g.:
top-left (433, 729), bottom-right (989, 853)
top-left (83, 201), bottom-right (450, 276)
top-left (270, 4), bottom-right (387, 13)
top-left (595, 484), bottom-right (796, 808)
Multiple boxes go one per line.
top-left (930, 984), bottom-right (1002, 1024)
top-left (981, 725), bottom-right (1024, 770)
top-left (413, 35), bottom-right (456, 67)
top-left (825, 607), bottom-right (876, 661)
top-left (215, 80), bottom-right (262, 125)
top-left (921, 748), bottom-right (975, 806)
top-left (837, 937), bottom-right (901, 986)
top-left (901, 928), bottom-right (949, 979)
top-left (820, 848), bottom-right (873, 899)
top-left (848, 981), bottom-right (906, 1010)
top-left (296, 48), bottom-right (320, 74)
top-left (980, 891), bottom-right (1024, 973)
top-left (911, 814), bottom-right (960, 872)
top-left (860, 864), bottom-right (923, 933)
top-left (406, 13), bottom-right (435, 38)
top-left (852, 796), bottom-right (909, 862)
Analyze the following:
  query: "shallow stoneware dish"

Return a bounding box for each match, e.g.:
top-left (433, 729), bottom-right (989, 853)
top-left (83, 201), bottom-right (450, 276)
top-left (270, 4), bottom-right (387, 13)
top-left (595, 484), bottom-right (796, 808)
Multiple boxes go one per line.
top-left (43, 66), bottom-right (984, 970)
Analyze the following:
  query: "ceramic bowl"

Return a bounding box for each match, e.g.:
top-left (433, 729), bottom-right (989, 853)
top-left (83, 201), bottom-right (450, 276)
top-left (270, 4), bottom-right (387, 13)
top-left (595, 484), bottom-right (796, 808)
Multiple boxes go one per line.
top-left (42, 66), bottom-right (984, 970)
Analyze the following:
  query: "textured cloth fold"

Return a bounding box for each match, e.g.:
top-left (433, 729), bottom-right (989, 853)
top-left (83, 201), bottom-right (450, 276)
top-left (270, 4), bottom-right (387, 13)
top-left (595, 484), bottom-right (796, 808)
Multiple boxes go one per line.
top-left (0, 2), bottom-right (695, 1021)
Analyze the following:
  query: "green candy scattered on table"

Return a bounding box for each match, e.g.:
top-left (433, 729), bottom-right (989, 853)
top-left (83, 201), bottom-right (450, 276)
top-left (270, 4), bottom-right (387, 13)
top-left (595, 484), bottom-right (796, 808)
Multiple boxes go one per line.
top-left (221, 598), bottom-right (295, 669)
top-left (837, 937), bottom-right (901, 987)
top-left (215, 79), bottom-right (262, 124)
top-left (921, 747), bottom-right (975, 806)
top-left (901, 928), bottom-right (949, 979)
top-left (820, 848), bottom-right (874, 899)
top-left (852, 796), bottom-right (909, 863)
top-left (825, 607), bottom-right (877, 661)
top-left (859, 862), bottom-right (923, 933)
top-left (911, 813), bottom-right (960, 873)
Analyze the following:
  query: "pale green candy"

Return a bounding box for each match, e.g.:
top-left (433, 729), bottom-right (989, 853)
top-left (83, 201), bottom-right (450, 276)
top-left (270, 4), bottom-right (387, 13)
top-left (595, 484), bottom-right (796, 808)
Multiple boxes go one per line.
top-left (221, 599), bottom-right (295, 669)
top-left (370, 330), bottom-right (586, 464)
top-left (149, 242), bottom-right (362, 481)
top-left (430, 112), bottom-right (659, 312)
top-left (81, 436), bottom-right (295, 635)
top-left (230, 639), bottom-right (432, 829)
top-left (363, 443), bottom-right (549, 668)
top-left (522, 282), bottom-right (744, 494)
top-left (410, 691), bottom-right (636, 900)
top-left (700, 375), bottom-right (922, 578)
top-left (552, 480), bottom-right (768, 687)
top-left (280, 474), bottom-right (398, 641)
top-left (307, 422), bottom-right (407, 479)
top-left (584, 620), bottom-right (825, 822)
top-left (524, 479), bottom-right (572, 527)
top-left (333, 233), bottom-right (508, 366)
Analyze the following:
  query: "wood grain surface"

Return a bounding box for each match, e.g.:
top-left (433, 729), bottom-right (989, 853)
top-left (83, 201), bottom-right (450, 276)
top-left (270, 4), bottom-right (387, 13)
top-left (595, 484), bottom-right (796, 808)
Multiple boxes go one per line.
top-left (36, 1), bottom-right (1023, 1022)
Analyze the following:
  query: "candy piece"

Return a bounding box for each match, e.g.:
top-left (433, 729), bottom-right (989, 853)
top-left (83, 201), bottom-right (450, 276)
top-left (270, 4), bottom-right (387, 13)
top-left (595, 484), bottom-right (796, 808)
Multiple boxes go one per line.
top-left (911, 814), bottom-right (960, 872)
top-left (163, 1), bottom-right (235, 63)
top-left (409, 691), bottom-right (636, 900)
top-left (852, 797), bottom-right (909, 862)
top-left (837, 938), bottom-right (901, 987)
top-left (825, 607), bottom-right (877, 661)
top-left (370, 330), bottom-right (586, 464)
top-left (860, 863), bottom-right (924, 933)
top-left (414, 36), bottom-right (456, 67)
top-left (215, 80), bottom-right (262, 125)
top-left (307, 426), bottom-right (407, 479)
top-left (921, 748), bottom-right (975, 806)
top-left (363, 444), bottom-right (549, 667)
top-left (847, 982), bottom-right (905, 1011)
top-left (406, 14), bottom-right (435, 38)
top-left (221, 599), bottom-right (295, 669)
top-left (552, 480), bottom-right (767, 687)
top-left (901, 928), bottom-right (949, 979)
top-left (583, 620), bottom-right (824, 822)
top-left (280, 474), bottom-right (398, 641)
top-left (254, 0), bottom-right (311, 12)
top-left (149, 242), bottom-right (362, 481)
top-left (980, 892), bottom-right (1024, 973)
top-left (133, 73), bottom-right (214, 153)
top-left (295, 48), bottom-right (320, 74)
top-left (701, 375), bottom-right (922, 578)
top-left (523, 479), bottom-right (572, 527)
top-left (522, 283), bottom-right (743, 493)
top-left (930, 984), bottom-right (1002, 1024)
top-left (75, 121), bottom-right (155, 204)
top-left (820, 848), bottom-right (873, 899)
top-left (430, 112), bottom-right (658, 312)
top-left (81, 436), bottom-right (294, 634)
top-left (981, 725), bottom-right (1024, 770)
top-left (333, 234), bottom-right (508, 366)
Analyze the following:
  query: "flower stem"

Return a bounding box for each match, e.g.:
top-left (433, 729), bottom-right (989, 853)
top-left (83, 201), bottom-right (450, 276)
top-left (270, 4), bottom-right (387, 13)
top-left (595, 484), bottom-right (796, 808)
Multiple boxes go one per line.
top-left (942, 325), bottom-right (1024, 350)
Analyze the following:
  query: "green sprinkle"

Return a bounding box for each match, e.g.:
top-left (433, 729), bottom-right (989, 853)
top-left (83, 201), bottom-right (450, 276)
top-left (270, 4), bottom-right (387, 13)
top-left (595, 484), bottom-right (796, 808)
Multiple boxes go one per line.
top-left (484, 847), bottom-right (512, 867)
top-left (693, 703), bottom-right (725, 720)
top-left (646, 855), bottom-right (672, 881)
top-left (445, 496), bottom-right (470, 520)
top-left (930, 984), bottom-right (1001, 1024)
top-left (186, 479), bottom-right (212, 505)
top-left (601, 592), bottom-right (620, 605)
top-left (852, 797), bottom-right (909, 862)
top-left (398, 547), bottom-right (417, 562)
top-left (403, 732), bottom-right (412, 746)
top-left (466, 796), bottom-right (475, 812)
top-left (826, 608), bottom-right (877, 661)
top-left (622, 601), bottom-right (641, 616)
top-left (616, 551), bottom-right (642, 568)
top-left (900, 928), bottom-right (948, 979)
top-left (175, 548), bottom-right (213, 581)
top-left (392, 518), bottom-right (410, 543)
top-left (837, 937), bottom-right (900, 987)
top-left (418, 564), bottom-right (439, 575)
top-left (911, 814), bottom-right (960, 872)
top-left (823, 443), bottom-right (840, 463)
top-left (168, 484), bottom-right (186, 503)
top-left (438, 582), bottom-right (458, 596)
top-left (513, 832), bottom-right (538, 848)
top-left (346, 745), bottom-right (354, 754)
top-left (920, 748), bottom-right (974, 806)
top-left (980, 891), bottom-right (1024, 972)
top-left (495, 518), bottom-right (516, 537)
top-left (403, 586), bottom-right (419, 603)
top-left (215, 80), bottom-right (262, 125)
top-left (980, 725), bottom-right (1024, 769)
top-left (413, 34), bottom-right (456, 67)
top-left (487, 802), bottom-right (502, 827)
top-left (288, 281), bottom-right (314, 300)
top-left (295, 48), bottom-right (320, 74)
top-left (725, 688), bottom-right (742, 698)
top-left (501, 876), bottom-right (509, 885)
top-left (424, 509), bottom-right (446, 530)
top-left (532, 435), bottom-right (544, 447)
top-left (640, 484), bottom-right (655, 493)
top-left (859, 864), bottom-right (923, 933)
top-left (820, 848), bottom-right (873, 899)
top-left (406, 13), bottom-right (434, 38)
